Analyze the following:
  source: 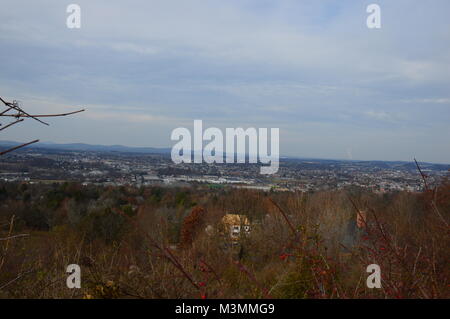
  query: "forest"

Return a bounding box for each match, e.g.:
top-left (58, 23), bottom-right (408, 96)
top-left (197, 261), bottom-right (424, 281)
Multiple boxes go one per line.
top-left (0, 179), bottom-right (448, 299)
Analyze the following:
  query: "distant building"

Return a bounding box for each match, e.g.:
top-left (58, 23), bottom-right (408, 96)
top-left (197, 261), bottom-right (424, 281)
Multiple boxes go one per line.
top-left (221, 214), bottom-right (251, 241)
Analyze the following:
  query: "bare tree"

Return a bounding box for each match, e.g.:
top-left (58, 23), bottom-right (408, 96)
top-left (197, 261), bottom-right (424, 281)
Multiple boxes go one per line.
top-left (0, 96), bottom-right (84, 155)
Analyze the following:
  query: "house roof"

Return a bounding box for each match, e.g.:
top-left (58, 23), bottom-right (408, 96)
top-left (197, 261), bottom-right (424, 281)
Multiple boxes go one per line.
top-left (222, 214), bottom-right (250, 226)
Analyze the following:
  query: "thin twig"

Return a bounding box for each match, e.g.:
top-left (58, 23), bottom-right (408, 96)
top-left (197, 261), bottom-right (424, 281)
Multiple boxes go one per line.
top-left (267, 198), bottom-right (297, 235)
top-left (414, 158), bottom-right (429, 191)
top-left (0, 234), bottom-right (30, 241)
top-left (0, 119), bottom-right (24, 131)
top-left (0, 269), bottom-right (35, 290)
top-left (0, 109), bottom-right (85, 118)
top-left (233, 260), bottom-right (272, 298)
top-left (0, 139), bottom-right (39, 156)
top-left (113, 208), bottom-right (200, 291)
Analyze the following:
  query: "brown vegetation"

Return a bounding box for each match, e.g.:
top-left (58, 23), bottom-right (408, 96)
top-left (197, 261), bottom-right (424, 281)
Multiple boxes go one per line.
top-left (0, 179), bottom-right (448, 299)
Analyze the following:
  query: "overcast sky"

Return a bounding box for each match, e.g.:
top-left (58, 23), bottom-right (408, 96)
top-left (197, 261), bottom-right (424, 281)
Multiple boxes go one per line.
top-left (0, 1), bottom-right (449, 163)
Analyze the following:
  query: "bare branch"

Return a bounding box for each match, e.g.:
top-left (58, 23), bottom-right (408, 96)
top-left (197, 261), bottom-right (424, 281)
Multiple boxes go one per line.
top-left (0, 234), bottom-right (29, 241)
top-left (0, 269), bottom-right (34, 290)
top-left (0, 96), bottom-right (11, 106)
top-left (267, 197), bottom-right (297, 236)
top-left (1, 98), bottom-right (50, 126)
top-left (0, 96), bottom-right (84, 156)
top-left (0, 119), bottom-right (24, 131)
top-left (0, 95), bottom-right (85, 127)
top-left (414, 158), bottom-right (429, 191)
top-left (0, 107), bottom-right (14, 116)
top-left (0, 108), bottom-right (85, 118)
top-left (0, 139), bottom-right (39, 156)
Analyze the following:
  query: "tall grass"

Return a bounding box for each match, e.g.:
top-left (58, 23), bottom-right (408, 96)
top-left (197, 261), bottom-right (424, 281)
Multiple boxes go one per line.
top-left (0, 179), bottom-right (448, 298)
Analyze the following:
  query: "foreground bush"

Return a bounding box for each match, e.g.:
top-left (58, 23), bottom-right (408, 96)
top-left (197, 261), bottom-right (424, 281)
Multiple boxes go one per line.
top-left (0, 180), bottom-right (448, 298)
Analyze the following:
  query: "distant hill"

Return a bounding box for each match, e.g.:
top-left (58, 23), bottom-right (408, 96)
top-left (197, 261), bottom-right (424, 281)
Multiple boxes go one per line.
top-left (0, 140), bottom-right (171, 154)
top-left (1, 140), bottom-right (449, 170)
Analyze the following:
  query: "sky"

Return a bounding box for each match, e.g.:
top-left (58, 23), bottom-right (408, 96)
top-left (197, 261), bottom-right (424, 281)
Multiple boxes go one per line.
top-left (0, 0), bottom-right (449, 163)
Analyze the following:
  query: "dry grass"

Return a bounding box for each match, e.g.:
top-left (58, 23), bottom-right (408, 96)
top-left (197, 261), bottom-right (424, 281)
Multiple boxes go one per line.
top-left (0, 179), bottom-right (448, 299)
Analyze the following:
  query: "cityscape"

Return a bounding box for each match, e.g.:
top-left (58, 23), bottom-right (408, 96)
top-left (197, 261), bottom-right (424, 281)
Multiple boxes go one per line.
top-left (1, 142), bottom-right (448, 193)
top-left (1, 1), bottom-right (449, 304)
